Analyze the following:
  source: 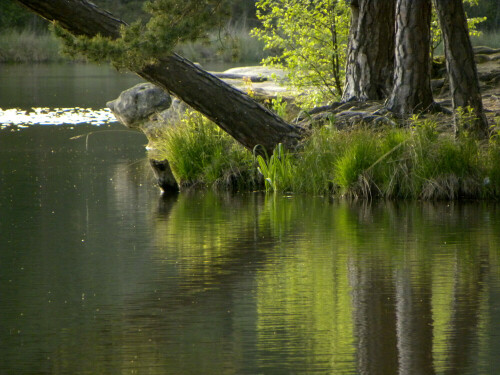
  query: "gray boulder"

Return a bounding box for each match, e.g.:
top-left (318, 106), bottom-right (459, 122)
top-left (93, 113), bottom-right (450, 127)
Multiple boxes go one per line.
top-left (137, 98), bottom-right (189, 136)
top-left (107, 83), bottom-right (172, 128)
top-left (155, 99), bottom-right (189, 126)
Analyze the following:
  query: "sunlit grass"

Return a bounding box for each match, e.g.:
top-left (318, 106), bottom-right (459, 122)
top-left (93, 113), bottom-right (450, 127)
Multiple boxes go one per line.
top-left (151, 110), bottom-right (259, 190)
top-left (150, 109), bottom-right (500, 200)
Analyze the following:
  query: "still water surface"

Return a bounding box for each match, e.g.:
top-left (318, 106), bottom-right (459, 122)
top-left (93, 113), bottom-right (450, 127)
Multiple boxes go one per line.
top-left (2, 65), bottom-right (500, 374)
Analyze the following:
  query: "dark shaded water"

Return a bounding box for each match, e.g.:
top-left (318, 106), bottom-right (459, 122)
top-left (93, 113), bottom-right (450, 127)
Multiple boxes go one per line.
top-left (0, 64), bottom-right (142, 110)
top-left (2, 65), bottom-right (500, 374)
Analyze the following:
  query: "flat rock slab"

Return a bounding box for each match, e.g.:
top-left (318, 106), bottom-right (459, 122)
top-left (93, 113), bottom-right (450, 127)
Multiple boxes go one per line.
top-left (217, 66), bottom-right (289, 80)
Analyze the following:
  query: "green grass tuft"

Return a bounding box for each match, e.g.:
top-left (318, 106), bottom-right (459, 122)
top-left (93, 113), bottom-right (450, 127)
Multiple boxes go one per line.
top-left (151, 110), bottom-right (258, 190)
top-left (333, 130), bottom-right (379, 197)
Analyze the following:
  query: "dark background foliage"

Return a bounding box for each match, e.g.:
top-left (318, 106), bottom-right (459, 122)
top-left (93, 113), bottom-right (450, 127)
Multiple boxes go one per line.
top-left (0, 0), bottom-right (261, 31)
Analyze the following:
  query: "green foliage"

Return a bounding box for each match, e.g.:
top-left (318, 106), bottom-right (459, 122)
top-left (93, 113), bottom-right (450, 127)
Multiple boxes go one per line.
top-left (152, 110), bottom-right (256, 189)
top-left (464, 0), bottom-right (500, 30)
top-left (269, 94), bottom-right (288, 119)
top-left (251, 0), bottom-right (350, 106)
top-left (55, 0), bottom-right (231, 69)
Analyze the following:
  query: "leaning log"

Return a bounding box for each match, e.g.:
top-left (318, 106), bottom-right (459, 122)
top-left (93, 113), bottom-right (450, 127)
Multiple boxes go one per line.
top-left (16, 0), bottom-right (303, 155)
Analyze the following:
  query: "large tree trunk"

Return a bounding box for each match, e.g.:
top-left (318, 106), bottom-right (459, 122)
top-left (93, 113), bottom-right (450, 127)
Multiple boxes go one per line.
top-left (342, 0), bottom-right (396, 102)
top-left (496, 2), bottom-right (500, 30)
top-left (386, 0), bottom-right (434, 117)
top-left (16, 0), bottom-right (303, 155)
top-left (433, 0), bottom-right (488, 137)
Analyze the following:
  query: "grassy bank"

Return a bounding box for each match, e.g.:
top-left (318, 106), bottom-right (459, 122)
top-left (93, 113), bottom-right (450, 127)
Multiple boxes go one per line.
top-left (0, 30), bottom-right (65, 63)
top-left (150, 111), bottom-right (500, 200)
top-left (471, 30), bottom-right (500, 48)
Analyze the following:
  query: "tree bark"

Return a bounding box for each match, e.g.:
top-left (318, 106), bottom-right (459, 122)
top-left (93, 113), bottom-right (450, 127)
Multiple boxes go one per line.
top-left (433, 0), bottom-right (488, 137)
top-left (496, 1), bottom-right (500, 30)
top-left (16, 0), bottom-right (303, 155)
top-left (386, 0), bottom-right (434, 117)
top-left (342, 0), bottom-right (396, 102)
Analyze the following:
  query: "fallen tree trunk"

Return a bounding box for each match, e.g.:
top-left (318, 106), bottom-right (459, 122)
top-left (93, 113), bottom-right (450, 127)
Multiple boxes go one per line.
top-left (16, 0), bottom-right (303, 155)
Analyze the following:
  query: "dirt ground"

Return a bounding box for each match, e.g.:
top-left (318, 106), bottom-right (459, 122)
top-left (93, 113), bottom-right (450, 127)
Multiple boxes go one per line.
top-left (476, 55), bottom-right (500, 124)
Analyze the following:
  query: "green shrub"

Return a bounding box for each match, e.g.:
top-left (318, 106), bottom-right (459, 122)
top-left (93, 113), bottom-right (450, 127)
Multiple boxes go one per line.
top-left (251, 0), bottom-right (350, 106)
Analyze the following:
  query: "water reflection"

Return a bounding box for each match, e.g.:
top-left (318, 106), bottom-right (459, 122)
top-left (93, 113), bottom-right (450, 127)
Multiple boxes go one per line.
top-left (2, 124), bottom-right (500, 374)
top-left (0, 63), bottom-right (142, 109)
top-left (124, 197), bottom-right (500, 374)
top-left (0, 107), bottom-right (116, 127)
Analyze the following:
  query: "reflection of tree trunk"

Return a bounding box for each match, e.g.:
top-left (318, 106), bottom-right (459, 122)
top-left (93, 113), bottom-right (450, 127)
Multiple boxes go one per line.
top-left (386, 0), bottom-right (434, 116)
top-left (433, 0), bottom-right (488, 137)
top-left (446, 249), bottom-right (489, 373)
top-left (349, 258), bottom-right (398, 375)
top-left (395, 268), bottom-right (434, 375)
top-left (342, 0), bottom-right (396, 102)
top-left (16, 0), bottom-right (303, 155)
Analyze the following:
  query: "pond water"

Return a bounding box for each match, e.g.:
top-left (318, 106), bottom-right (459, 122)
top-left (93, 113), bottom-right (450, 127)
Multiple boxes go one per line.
top-left (2, 64), bottom-right (500, 374)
